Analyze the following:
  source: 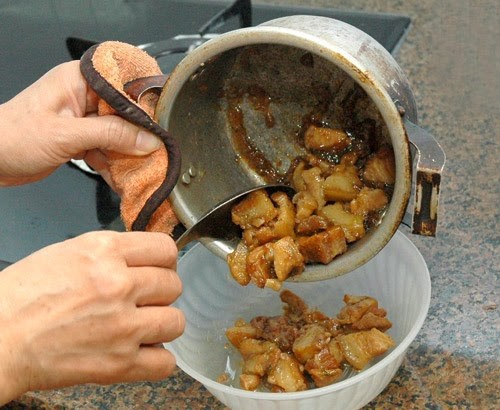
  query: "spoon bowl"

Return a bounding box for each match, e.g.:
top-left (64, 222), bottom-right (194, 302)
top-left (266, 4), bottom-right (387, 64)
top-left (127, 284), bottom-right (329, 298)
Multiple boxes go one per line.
top-left (174, 184), bottom-right (373, 283)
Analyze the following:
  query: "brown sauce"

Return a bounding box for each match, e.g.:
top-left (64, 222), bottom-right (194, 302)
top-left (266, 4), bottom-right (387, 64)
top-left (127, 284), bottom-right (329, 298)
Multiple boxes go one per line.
top-left (227, 98), bottom-right (282, 182)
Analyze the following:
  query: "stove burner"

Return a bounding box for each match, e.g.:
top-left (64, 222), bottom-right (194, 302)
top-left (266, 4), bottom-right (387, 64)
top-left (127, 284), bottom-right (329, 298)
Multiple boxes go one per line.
top-left (67, 0), bottom-right (252, 62)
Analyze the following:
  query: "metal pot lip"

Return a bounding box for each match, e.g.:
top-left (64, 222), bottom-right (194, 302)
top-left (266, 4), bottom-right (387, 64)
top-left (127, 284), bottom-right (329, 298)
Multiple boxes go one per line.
top-left (156, 21), bottom-right (412, 277)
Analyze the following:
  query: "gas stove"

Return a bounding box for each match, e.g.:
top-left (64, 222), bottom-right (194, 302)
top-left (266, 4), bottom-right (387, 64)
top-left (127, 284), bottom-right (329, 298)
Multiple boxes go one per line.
top-left (0, 0), bottom-right (410, 264)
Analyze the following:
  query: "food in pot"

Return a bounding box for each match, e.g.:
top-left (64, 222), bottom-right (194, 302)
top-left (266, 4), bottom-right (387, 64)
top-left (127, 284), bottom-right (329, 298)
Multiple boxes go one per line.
top-left (227, 125), bottom-right (395, 289)
top-left (223, 290), bottom-right (394, 392)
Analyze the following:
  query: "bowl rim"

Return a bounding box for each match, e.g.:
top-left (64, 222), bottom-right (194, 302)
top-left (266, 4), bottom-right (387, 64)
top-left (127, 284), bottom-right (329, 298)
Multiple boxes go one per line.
top-left (168, 230), bottom-right (431, 400)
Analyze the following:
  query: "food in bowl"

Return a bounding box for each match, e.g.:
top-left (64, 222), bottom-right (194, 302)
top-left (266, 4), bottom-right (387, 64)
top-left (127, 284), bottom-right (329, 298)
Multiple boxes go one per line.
top-left (222, 290), bottom-right (394, 392)
top-left (227, 133), bottom-right (395, 289)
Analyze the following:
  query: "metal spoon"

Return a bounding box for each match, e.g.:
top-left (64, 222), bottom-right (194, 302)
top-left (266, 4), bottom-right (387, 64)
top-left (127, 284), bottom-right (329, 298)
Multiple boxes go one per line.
top-left (175, 184), bottom-right (294, 258)
top-left (173, 184), bottom-right (374, 283)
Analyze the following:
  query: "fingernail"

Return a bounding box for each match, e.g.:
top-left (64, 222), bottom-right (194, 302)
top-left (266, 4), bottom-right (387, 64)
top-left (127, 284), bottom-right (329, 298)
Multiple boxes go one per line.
top-left (135, 130), bottom-right (162, 153)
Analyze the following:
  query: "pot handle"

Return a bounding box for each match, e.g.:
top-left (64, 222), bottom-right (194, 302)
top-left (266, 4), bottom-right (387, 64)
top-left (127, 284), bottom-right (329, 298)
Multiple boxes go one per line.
top-left (123, 75), bottom-right (169, 102)
top-left (402, 119), bottom-right (446, 236)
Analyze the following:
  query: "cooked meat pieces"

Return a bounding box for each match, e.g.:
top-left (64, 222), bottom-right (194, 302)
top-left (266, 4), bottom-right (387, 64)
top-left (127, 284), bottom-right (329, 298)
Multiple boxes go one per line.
top-left (267, 353), bottom-right (308, 392)
top-left (250, 315), bottom-right (300, 352)
top-left (362, 145), bottom-right (396, 186)
top-left (269, 192), bottom-right (296, 239)
top-left (231, 189), bottom-right (278, 229)
top-left (319, 203), bottom-right (365, 243)
top-left (227, 241), bottom-right (251, 286)
top-left (337, 294), bottom-right (392, 332)
top-left (227, 123), bottom-right (395, 289)
top-left (349, 187), bottom-right (389, 217)
top-left (351, 311), bottom-right (392, 332)
top-left (293, 190), bottom-right (318, 220)
top-left (225, 320), bottom-right (261, 348)
top-left (225, 290), bottom-right (394, 392)
top-left (292, 323), bottom-right (331, 364)
top-left (239, 373), bottom-right (260, 391)
top-left (280, 289), bottom-right (310, 322)
top-left (272, 236), bottom-right (305, 281)
top-left (239, 191), bottom-right (296, 249)
top-left (323, 164), bottom-right (362, 202)
top-left (297, 226), bottom-right (348, 264)
top-left (295, 214), bottom-right (329, 236)
top-left (304, 347), bottom-right (344, 387)
top-left (304, 125), bottom-right (351, 152)
top-left (337, 295), bottom-right (379, 324)
top-left (338, 328), bottom-right (395, 370)
top-left (301, 166), bottom-right (326, 209)
top-left (246, 243), bottom-right (274, 288)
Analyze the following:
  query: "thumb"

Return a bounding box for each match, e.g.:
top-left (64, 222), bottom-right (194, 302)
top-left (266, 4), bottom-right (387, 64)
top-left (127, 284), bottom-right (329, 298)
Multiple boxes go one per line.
top-left (64, 115), bottom-right (162, 157)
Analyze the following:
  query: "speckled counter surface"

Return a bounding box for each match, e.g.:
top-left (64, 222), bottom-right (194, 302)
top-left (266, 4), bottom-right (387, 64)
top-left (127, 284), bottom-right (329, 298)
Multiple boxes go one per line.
top-left (9, 0), bottom-right (499, 409)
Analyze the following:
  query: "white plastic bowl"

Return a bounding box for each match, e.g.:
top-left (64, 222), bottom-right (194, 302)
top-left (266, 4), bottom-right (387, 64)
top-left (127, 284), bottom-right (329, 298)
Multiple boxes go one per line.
top-left (166, 230), bottom-right (430, 410)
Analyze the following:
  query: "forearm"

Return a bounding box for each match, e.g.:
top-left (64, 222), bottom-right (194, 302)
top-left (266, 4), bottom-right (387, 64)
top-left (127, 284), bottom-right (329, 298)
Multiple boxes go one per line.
top-left (0, 374), bottom-right (23, 406)
top-left (0, 97), bottom-right (42, 186)
top-left (0, 324), bottom-right (25, 405)
top-left (0, 100), bottom-right (16, 185)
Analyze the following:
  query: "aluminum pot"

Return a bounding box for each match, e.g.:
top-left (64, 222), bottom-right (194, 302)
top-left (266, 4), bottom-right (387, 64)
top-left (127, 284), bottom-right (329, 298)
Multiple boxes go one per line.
top-left (153, 15), bottom-right (445, 281)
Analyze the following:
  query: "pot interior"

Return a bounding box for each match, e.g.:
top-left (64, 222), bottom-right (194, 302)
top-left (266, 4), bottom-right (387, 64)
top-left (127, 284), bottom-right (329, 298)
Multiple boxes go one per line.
top-left (166, 43), bottom-right (393, 229)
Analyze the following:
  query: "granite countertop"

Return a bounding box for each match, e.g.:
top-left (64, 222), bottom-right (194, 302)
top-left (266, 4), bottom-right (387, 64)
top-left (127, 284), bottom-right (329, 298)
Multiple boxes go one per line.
top-left (9, 0), bottom-right (499, 408)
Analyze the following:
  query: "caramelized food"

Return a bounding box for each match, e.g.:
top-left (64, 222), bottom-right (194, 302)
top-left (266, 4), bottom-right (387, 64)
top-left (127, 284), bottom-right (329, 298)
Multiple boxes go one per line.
top-left (228, 129), bottom-right (394, 288)
top-left (223, 290), bottom-right (394, 392)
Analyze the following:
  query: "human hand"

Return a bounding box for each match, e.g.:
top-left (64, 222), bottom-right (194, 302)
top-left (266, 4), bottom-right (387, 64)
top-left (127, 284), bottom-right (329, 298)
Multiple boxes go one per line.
top-left (0, 61), bottom-right (161, 186)
top-left (0, 231), bottom-right (184, 404)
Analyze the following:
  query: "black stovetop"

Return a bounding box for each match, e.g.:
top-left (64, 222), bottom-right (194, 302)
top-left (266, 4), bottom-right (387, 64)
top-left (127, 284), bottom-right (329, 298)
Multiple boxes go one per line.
top-left (0, 0), bottom-right (410, 264)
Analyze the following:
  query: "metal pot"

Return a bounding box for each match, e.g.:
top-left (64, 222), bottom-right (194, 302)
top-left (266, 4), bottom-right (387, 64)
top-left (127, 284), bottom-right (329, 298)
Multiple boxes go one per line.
top-left (151, 15), bottom-right (444, 280)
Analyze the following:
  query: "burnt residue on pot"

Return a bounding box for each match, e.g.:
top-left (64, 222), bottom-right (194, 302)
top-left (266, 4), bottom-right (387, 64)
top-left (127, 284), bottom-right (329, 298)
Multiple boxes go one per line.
top-left (226, 84), bottom-right (275, 129)
top-left (224, 83), bottom-right (282, 181)
top-left (226, 100), bottom-right (283, 182)
top-left (299, 51), bottom-right (314, 68)
top-left (216, 43), bottom-right (397, 240)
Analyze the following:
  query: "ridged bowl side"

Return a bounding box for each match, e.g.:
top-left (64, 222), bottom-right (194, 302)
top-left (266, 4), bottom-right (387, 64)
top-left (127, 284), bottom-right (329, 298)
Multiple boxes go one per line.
top-left (166, 230), bottom-right (430, 410)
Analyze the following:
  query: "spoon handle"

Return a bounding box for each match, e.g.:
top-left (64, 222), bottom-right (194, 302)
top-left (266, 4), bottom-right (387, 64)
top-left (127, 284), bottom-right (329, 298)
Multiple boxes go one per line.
top-left (176, 228), bottom-right (199, 251)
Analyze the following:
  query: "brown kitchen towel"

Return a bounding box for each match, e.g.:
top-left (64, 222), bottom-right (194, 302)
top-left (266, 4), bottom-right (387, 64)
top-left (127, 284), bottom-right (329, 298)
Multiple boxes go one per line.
top-left (82, 41), bottom-right (179, 234)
